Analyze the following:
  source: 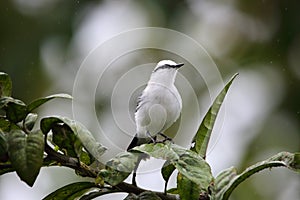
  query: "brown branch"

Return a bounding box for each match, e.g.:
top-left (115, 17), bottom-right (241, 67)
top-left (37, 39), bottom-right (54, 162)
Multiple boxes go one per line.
top-left (116, 182), bottom-right (179, 200)
top-left (44, 136), bottom-right (97, 177)
top-left (43, 135), bottom-right (179, 200)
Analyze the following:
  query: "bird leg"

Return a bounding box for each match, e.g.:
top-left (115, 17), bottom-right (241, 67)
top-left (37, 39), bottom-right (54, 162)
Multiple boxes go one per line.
top-left (146, 131), bottom-right (156, 143)
top-left (132, 155), bottom-right (142, 186)
top-left (158, 132), bottom-right (174, 143)
top-left (131, 131), bottom-right (154, 186)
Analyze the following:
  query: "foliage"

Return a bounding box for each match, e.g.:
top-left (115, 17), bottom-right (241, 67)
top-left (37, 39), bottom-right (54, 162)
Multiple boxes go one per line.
top-left (0, 72), bottom-right (299, 200)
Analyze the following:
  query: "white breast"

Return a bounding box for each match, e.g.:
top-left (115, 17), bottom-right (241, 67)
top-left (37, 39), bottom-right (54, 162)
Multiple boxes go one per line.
top-left (135, 82), bottom-right (182, 138)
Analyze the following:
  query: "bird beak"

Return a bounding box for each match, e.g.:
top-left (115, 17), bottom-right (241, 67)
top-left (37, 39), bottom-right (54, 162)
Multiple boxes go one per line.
top-left (174, 63), bottom-right (184, 69)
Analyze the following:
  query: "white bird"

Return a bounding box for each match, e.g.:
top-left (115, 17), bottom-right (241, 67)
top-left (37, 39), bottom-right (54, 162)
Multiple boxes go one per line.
top-left (127, 60), bottom-right (184, 150)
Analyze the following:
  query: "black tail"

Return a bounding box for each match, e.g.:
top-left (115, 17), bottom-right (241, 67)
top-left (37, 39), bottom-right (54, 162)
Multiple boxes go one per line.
top-left (127, 135), bottom-right (151, 151)
top-left (127, 135), bottom-right (139, 150)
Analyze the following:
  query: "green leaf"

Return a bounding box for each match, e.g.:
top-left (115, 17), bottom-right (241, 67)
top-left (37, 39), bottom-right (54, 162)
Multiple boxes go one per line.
top-left (99, 151), bottom-right (140, 186)
top-left (40, 117), bottom-right (61, 134)
top-left (134, 143), bottom-right (213, 189)
top-left (212, 166), bottom-right (237, 196)
top-left (0, 72), bottom-right (12, 97)
top-left (213, 152), bottom-right (300, 200)
top-left (124, 191), bottom-right (162, 200)
top-left (52, 123), bottom-right (78, 157)
top-left (0, 117), bottom-right (11, 132)
top-left (41, 116), bottom-right (107, 161)
top-left (79, 188), bottom-right (119, 200)
top-left (42, 182), bottom-right (97, 200)
top-left (161, 160), bottom-right (176, 193)
top-left (133, 142), bottom-right (180, 160)
top-left (191, 73), bottom-right (238, 158)
top-left (162, 161), bottom-right (175, 182)
top-left (177, 173), bottom-right (202, 200)
top-left (0, 131), bottom-right (8, 161)
top-left (0, 163), bottom-right (15, 175)
top-left (27, 93), bottom-right (72, 112)
top-left (124, 193), bottom-right (138, 200)
top-left (0, 97), bottom-right (27, 123)
top-left (24, 113), bottom-right (38, 131)
top-left (139, 191), bottom-right (162, 200)
top-left (7, 129), bottom-right (44, 186)
top-left (166, 188), bottom-right (178, 194)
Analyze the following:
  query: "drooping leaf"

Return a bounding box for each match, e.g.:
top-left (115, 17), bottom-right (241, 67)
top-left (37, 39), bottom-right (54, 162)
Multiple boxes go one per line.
top-left (0, 163), bottom-right (15, 175)
top-left (27, 93), bottom-right (72, 112)
top-left (134, 143), bottom-right (213, 189)
top-left (40, 117), bottom-right (61, 134)
top-left (213, 151), bottom-right (300, 200)
top-left (177, 173), bottom-right (202, 200)
top-left (0, 117), bottom-right (11, 132)
top-left (191, 73), bottom-right (238, 158)
top-left (212, 166), bottom-right (237, 196)
top-left (0, 131), bottom-right (8, 162)
top-left (161, 160), bottom-right (176, 193)
top-left (161, 161), bottom-right (176, 182)
top-left (124, 191), bottom-right (162, 200)
top-left (7, 129), bottom-right (44, 186)
top-left (133, 142), bottom-right (179, 160)
top-left (24, 113), bottom-right (38, 131)
top-left (42, 182), bottom-right (97, 200)
top-left (166, 188), bottom-right (178, 194)
top-left (174, 150), bottom-right (213, 190)
top-left (0, 97), bottom-right (27, 123)
top-left (52, 123), bottom-right (78, 157)
top-left (0, 72), bottom-right (12, 97)
top-left (79, 188), bottom-right (119, 200)
top-left (41, 116), bottom-right (107, 161)
top-left (99, 151), bottom-right (140, 186)
top-left (124, 193), bottom-right (138, 200)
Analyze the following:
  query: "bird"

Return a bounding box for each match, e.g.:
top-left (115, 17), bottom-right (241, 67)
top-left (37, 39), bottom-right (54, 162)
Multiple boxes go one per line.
top-left (127, 60), bottom-right (184, 150)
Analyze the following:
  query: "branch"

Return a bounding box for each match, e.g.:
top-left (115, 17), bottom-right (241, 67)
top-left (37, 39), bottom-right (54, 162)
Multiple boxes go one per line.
top-left (43, 135), bottom-right (179, 199)
top-left (44, 137), bottom-right (97, 177)
top-left (116, 182), bottom-right (179, 200)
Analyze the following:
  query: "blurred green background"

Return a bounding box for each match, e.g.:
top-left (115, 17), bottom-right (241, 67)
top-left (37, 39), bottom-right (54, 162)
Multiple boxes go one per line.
top-left (0, 0), bottom-right (299, 199)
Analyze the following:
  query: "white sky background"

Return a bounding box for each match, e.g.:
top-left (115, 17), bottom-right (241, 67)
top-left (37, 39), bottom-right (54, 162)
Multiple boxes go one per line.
top-left (1, 0), bottom-right (299, 199)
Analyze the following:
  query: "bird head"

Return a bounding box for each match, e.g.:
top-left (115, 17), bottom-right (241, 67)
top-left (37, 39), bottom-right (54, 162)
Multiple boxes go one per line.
top-left (150, 60), bottom-right (184, 85)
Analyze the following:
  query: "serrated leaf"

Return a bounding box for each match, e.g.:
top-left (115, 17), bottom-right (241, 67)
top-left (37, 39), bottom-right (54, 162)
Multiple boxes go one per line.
top-left (41, 116), bottom-right (106, 161)
top-left (24, 113), bottom-right (38, 131)
top-left (27, 93), bottom-right (72, 112)
top-left (134, 143), bottom-right (213, 189)
top-left (191, 73), bottom-right (238, 158)
top-left (7, 129), bottom-right (44, 186)
top-left (99, 151), bottom-right (140, 186)
top-left (213, 151), bottom-right (300, 200)
top-left (0, 97), bottom-right (27, 123)
top-left (0, 72), bottom-right (12, 97)
top-left (42, 182), bottom-right (97, 200)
